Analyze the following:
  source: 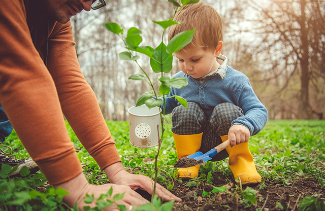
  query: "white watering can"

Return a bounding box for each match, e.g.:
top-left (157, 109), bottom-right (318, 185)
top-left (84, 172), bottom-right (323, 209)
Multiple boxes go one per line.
top-left (128, 104), bottom-right (161, 148)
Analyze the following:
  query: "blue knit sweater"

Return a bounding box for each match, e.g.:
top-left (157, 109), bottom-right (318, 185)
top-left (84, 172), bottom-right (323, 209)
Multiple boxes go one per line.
top-left (162, 63), bottom-right (268, 136)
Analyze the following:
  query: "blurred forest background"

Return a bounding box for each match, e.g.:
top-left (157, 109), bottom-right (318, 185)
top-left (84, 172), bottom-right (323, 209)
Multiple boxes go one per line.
top-left (71, 0), bottom-right (325, 121)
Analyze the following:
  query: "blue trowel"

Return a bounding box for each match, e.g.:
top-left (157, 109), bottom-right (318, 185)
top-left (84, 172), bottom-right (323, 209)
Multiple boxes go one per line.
top-left (174, 140), bottom-right (230, 168)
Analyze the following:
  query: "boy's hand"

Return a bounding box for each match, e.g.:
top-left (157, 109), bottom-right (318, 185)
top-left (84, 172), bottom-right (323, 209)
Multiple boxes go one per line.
top-left (228, 124), bottom-right (250, 147)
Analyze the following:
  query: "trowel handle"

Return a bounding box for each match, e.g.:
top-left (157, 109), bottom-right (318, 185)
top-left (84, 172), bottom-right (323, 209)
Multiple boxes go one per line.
top-left (214, 140), bottom-right (230, 153)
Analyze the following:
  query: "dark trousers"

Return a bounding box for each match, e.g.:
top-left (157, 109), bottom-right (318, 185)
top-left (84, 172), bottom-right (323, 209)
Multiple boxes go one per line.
top-left (0, 104), bottom-right (13, 143)
top-left (172, 102), bottom-right (243, 161)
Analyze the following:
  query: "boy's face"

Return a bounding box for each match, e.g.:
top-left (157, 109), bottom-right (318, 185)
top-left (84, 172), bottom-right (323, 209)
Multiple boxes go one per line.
top-left (175, 45), bottom-right (221, 79)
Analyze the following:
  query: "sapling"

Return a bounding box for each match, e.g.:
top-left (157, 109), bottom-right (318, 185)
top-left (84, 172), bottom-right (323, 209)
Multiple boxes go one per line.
top-left (104, 0), bottom-right (200, 199)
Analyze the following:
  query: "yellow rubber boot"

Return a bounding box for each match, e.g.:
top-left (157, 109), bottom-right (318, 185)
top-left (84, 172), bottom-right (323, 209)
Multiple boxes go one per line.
top-left (221, 135), bottom-right (261, 185)
top-left (173, 133), bottom-right (203, 178)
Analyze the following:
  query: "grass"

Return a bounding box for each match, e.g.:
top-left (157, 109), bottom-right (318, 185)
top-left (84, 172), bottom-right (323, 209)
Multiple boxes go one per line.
top-left (1, 120), bottom-right (324, 210)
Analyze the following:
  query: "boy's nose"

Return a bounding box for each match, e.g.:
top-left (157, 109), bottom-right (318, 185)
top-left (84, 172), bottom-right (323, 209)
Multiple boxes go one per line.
top-left (184, 62), bottom-right (193, 71)
top-left (80, 0), bottom-right (92, 11)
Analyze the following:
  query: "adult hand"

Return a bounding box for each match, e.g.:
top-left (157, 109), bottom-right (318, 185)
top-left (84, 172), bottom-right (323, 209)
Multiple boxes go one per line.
top-left (228, 124), bottom-right (250, 147)
top-left (54, 173), bottom-right (147, 210)
top-left (104, 162), bottom-right (182, 203)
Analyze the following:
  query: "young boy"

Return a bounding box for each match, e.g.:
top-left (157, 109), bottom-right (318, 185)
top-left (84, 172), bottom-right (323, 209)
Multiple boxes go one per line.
top-left (163, 2), bottom-right (268, 186)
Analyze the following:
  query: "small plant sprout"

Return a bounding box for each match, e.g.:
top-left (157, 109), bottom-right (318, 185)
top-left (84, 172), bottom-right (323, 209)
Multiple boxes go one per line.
top-left (83, 187), bottom-right (126, 211)
top-left (239, 186), bottom-right (259, 208)
top-left (299, 195), bottom-right (325, 211)
top-left (202, 186), bottom-right (227, 198)
top-left (104, 0), bottom-right (199, 198)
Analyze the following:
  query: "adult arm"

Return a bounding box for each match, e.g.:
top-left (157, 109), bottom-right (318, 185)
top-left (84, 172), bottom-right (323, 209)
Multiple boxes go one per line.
top-left (0, 0), bottom-right (83, 184)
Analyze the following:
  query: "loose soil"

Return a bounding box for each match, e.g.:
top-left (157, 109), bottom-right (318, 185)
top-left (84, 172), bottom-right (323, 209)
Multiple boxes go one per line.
top-left (136, 171), bottom-right (325, 211)
top-left (174, 157), bottom-right (203, 168)
top-left (168, 172), bottom-right (324, 211)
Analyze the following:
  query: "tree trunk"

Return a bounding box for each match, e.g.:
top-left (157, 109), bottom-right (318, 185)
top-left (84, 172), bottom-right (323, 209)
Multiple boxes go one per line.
top-left (298, 0), bottom-right (311, 119)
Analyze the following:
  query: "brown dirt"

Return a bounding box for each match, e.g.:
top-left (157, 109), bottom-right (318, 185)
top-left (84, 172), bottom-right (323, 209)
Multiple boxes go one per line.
top-left (168, 172), bottom-right (325, 211)
top-left (135, 171), bottom-right (325, 211)
top-left (174, 157), bottom-right (203, 168)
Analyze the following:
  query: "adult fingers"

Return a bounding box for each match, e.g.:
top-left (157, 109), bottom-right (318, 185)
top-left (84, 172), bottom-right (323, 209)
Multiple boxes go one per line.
top-left (154, 183), bottom-right (182, 202)
top-left (133, 175), bottom-right (181, 202)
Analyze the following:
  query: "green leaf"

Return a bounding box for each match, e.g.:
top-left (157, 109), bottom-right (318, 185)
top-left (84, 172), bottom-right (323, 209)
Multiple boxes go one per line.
top-left (108, 186), bottom-right (113, 197)
top-left (275, 202), bottom-right (283, 209)
top-left (162, 115), bottom-right (172, 123)
top-left (127, 27), bottom-right (142, 36)
top-left (133, 55), bottom-right (140, 60)
top-left (117, 204), bottom-right (127, 211)
top-left (7, 191), bottom-right (30, 205)
top-left (96, 199), bottom-right (112, 209)
top-left (153, 19), bottom-right (179, 29)
top-left (19, 166), bottom-right (30, 177)
top-left (129, 74), bottom-right (145, 80)
top-left (299, 196), bottom-right (325, 211)
top-left (56, 187), bottom-right (69, 196)
top-left (104, 22), bottom-right (122, 35)
top-left (168, 0), bottom-right (181, 7)
top-left (48, 199), bottom-right (57, 207)
top-left (145, 98), bottom-right (163, 109)
top-left (202, 190), bottom-right (209, 197)
top-left (159, 76), bottom-right (171, 95)
top-left (126, 34), bottom-right (142, 50)
top-left (133, 46), bottom-right (154, 57)
top-left (159, 84), bottom-right (171, 95)
top-left (159, 76), bottom-right (171, 83)
top-left (181, 0), bottom-right (200, 5)
top-left (136, 91), bottom-right (155, 107)
top-left (7, 165), bottom-right (18, 176)
top-left (84, 193), bottom-right (94, 204)
top-left (119, 52), bottom-right (139, 61)
top-left (186, 181), bottom-right (198, 187)
top-left (166, 29), bottom-right (195, 54)
top-left (242, 187), bottom-right (258, 204)
top-left (152, 195), bottom-right (161, 209)
top-left (159, 200), bottom-right (174, 211)
top-left (212, 186), bottom-right (227, 193)
top-left (29, 190), bottom-right (41, 199)
top-left (150, 42), bottom-right (173, 73)
top-left (174, 95), bottom-right (187, 108)
top-left (135, 203), bottom-right (154, 210)
top-left (73, 202), bottom-right (80, 211)
top-left (170, 78), bottom-right (188, 89)
top-left (112, 192), bottom-right (125, 201)
top-left (0, 164), bottom-right (11, 178)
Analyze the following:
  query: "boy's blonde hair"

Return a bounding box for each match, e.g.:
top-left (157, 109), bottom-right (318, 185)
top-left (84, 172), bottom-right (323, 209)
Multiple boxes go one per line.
top-left (168, 2), bottom-right (223, 52)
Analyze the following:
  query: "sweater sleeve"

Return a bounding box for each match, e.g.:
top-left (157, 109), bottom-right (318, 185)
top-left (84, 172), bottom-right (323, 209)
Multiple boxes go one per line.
top-left (0, 0), bottom-right (120, 185)
top-left (47, 22), bottom-right (121, 172)
top-left (232, 78), bottom-right (268, 135)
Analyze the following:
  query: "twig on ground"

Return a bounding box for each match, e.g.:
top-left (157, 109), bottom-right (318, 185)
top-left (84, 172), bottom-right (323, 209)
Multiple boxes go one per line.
top-left (236, 194), bottom-right (239, 211)
top-left (287, 199), bottom-right (290, 211)
top-left (292, 194), bottom-right (301, 211)
top-left (261, 193), bottom-right (269, 211)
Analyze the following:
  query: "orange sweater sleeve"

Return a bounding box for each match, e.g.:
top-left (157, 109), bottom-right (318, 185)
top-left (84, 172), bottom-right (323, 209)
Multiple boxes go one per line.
top-left (47, 22), bottom-right (121, 173)
top-left (0, 0), bottom-right (121, 185)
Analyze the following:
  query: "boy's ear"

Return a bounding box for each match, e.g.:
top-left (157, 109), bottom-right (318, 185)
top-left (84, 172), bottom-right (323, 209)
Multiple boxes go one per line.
top-left (214, 41), bottom-right (223, 57)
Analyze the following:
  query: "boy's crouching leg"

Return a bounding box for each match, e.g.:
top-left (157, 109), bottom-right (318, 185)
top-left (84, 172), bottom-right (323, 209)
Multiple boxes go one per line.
top-left (211, 103), bottom-right (261, 186)
top-left (172, 103), bottom-right (205, 178)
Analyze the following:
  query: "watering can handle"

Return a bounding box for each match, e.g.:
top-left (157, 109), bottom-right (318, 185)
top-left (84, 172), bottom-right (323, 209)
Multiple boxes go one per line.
top-left (214, 140), bottom-right (230, 153)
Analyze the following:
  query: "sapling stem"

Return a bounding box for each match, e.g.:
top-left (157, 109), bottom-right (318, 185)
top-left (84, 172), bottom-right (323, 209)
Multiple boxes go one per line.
top-left (105, 1), bottom-right (194, 203)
